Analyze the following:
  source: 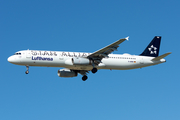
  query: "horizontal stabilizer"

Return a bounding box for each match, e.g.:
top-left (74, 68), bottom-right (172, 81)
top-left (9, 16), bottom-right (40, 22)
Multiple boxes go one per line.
top-left (151, 52), bottom-right (172, 61)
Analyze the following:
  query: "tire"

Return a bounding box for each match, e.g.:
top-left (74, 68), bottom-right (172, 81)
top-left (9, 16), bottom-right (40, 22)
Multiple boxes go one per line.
top-left (25, 71), bottom-right (29, 74)
top-left (82, 75), bottom-right (88, 81)
top-left (91, 68), bottom-right (98, 73)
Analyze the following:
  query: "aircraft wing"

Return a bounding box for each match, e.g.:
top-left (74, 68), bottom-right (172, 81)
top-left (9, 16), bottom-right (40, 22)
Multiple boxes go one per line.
top-left (87, 37), bottom-right (129, 64)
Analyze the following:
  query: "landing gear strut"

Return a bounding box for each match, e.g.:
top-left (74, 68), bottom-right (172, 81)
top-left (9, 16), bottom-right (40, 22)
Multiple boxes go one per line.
top-left (82, 75), bottom-right (88, 81)
top-left (25, 66), bottom-right (29, 74)
top-left (90, 59), bottom-right (98, 74)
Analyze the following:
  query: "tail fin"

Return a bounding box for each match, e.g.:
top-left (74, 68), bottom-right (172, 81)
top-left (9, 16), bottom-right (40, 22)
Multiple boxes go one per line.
top-left (140, 36), bottom-right (161, 57)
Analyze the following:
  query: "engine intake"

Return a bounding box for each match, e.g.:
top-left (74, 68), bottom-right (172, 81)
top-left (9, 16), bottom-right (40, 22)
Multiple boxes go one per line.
top-left (57, 69), bottom-right (77, 77)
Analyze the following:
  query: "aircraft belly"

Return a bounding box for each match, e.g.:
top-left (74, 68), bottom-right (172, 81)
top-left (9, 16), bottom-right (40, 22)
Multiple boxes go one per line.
top-left (67, 65), bottom-right (93, 70)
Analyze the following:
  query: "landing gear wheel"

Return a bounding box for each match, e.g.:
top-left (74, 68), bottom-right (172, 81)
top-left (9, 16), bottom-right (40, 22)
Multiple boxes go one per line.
top-left (82, 75), bottom-right (88, 81)
top-left (91, 68), bottom-right (98, 74)
top-left (25, 71), bottom-right (29, 74)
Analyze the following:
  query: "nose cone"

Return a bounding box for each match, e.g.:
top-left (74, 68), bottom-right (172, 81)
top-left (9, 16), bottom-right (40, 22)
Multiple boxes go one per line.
top-left (8, 56), bottom-right (14, 63)
top-left (8, 55), bottom-right (21, 64)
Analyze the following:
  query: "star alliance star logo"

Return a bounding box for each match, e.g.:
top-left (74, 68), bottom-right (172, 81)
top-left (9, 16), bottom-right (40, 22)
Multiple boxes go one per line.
top-left (148, 45), bottom-right (157, 54)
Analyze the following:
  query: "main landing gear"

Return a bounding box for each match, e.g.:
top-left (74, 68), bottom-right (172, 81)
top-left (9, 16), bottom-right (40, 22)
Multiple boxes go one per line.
top-left (81, 68), bottom-right (98, 81)
top-left (25, 66), bottom-right (29, 74)
top-left (82, 75), bottom-right (88, 81)
top-left (91, 68), bottom-right (98, 73)
top-left (91, 60), bottom-right (98, 74)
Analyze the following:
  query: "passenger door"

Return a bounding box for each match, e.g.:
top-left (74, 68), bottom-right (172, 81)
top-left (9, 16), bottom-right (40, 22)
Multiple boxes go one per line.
top-left (26, 50), bottom-right (31, 58)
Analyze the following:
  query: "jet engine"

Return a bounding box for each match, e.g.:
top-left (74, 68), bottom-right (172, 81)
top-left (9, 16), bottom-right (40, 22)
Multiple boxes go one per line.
top-left (72, 58), bottom-right (91, 65)
top-left (57, 69), bottom-right (77, 77)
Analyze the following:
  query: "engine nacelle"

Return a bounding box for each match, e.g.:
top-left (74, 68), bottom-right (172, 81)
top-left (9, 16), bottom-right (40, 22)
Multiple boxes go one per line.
top-left (72, 57), bottom-right (91, 65)
top-left (57, 69), bottom-right (77, 77)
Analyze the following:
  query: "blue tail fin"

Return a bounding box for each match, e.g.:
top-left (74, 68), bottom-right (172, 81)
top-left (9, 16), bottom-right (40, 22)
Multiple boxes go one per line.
top-left (140, 36), bottom-right (161, 57)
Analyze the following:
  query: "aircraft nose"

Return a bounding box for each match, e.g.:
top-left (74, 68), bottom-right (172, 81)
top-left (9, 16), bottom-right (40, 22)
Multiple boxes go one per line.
top-left (7, 56), bottom-right (14, 63)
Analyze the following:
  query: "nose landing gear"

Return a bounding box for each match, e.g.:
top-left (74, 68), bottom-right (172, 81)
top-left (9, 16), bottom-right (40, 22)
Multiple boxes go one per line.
top-left (25, 66), bottom-right (29, 74)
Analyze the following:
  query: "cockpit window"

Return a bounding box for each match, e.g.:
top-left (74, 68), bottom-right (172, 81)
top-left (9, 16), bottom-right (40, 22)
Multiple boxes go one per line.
top-left (14, 53), bottom-right (21, 55)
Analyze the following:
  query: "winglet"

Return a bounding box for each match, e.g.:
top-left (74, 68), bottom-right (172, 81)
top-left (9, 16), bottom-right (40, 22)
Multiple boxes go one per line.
top-left (126, 36), bottom-right (129, 41)
top-left (151, 52), bottom-right (171, 61)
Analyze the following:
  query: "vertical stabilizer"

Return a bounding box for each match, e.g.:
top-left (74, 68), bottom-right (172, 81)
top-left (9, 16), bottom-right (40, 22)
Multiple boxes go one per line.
top-left (140, 36), bottom-right (161, 57)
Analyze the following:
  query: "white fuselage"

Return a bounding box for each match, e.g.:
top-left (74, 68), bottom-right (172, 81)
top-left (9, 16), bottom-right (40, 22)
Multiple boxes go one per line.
top-left (7, 50), bottom-right (165, 70)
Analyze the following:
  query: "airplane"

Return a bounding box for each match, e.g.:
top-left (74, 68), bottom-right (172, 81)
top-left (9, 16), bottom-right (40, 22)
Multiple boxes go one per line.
top-left (7, 36), bottom-right (171, 81)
